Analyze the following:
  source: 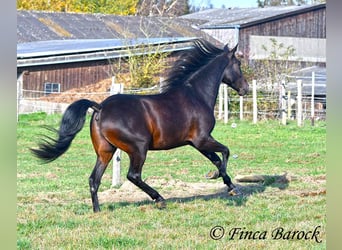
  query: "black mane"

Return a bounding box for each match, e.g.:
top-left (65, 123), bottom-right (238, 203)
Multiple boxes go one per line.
top-left (161, 39), bottom-right (223, 92)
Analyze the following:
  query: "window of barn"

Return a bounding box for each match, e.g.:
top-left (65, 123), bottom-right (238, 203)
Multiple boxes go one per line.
top-left (44, 82), bottom-right (60, 95)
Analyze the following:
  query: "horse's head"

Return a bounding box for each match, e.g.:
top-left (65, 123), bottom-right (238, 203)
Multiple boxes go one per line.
top-left (221, 44), bottom-right (249, 96)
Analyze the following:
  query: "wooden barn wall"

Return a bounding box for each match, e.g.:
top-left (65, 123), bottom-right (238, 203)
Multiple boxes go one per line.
top-left (19, 60), bottom-right (114, 98)
top-left (18, 52), bottom-right (181, 98)
top-left (202, 7), bottom-right (326, 60)
top-left (239, 7), bottom-right (326, 58)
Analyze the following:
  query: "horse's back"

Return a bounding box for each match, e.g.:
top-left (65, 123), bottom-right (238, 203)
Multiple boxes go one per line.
top-left (99, 94), bottom-right (150, 131)
top-left (95, 93), bottom-right (188, 150)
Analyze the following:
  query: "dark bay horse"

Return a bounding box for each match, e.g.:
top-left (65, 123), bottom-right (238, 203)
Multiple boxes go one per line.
top-left (31, 39), bottom-right (249, 212)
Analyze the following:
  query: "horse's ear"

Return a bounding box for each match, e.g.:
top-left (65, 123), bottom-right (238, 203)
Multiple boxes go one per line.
top-left (228, 44), bottom-right (238, 58)
top-left (231, 44), bottom-right (238, 54)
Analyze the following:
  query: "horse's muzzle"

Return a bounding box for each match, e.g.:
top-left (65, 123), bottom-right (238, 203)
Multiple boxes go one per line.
top-left (238, 88), bottom-right (248, 96)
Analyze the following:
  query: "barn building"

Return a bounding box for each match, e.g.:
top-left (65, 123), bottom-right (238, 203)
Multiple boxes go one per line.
top-left (181, 3), bottom-right (326, 64)
top-left (17, 10), bottom-right (219, 101)
top-left (182, 3), bottom-right (326, 120)
top-left (17, 37), bottom-right (198, 98)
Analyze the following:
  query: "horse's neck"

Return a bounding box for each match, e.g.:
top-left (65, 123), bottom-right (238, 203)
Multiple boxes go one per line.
top-left (189, 55), bottom-right (229, 109)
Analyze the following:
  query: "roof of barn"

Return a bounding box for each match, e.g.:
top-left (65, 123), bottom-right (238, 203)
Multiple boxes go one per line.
top-left (181, 3), bottom-right (325, 29)
top-left (17, 10), bottom-right (216, 44)
top-left (287, 66), bottom-right (326, 96)
top-left (17, 10), bottom-right (222, 67)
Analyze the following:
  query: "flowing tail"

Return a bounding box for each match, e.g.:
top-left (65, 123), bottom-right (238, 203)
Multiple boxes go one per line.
top-left (31, 99), bottom-right (102, 163)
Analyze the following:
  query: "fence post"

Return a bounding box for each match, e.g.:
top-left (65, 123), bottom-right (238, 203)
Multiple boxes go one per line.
top-left (239, 96), bottom-right (243, 120)
top-left (110, 77), bottom-right (123, 187)
top-left (287, 91), bottom-right (291, 119)
top-left (252, 80), bottom-right (257, 124)
top-left (311, 71), bottom-right (315, 126)
top-left (112, 150), bottom-right (122, 187)
top-left (17, 73), bottom-right (24, 122)
top-left (17, 78), bottom-right (21, 122)
top-left (297, 80), bottom-right (303, 127)
top-left (159, 77), bottom-right (164, 93)
top-left (281, 81), bottom-right (287, 125)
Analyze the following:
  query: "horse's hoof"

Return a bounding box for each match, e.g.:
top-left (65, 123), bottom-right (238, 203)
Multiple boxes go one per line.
top-left (156, 200), bottom-right (167, 209)
top-left (93, 207), bottom-right (101, 213)
top-left (228, 188), bottom-right (241, 196)
top-left (205, 170), bottom-right (220, 179)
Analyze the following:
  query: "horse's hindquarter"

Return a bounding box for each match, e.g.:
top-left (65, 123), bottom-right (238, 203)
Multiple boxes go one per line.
top-left (96, 95), bottom-right (152, 153)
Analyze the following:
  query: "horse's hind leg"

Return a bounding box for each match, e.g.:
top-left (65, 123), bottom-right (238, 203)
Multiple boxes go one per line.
top-left (127, 150), bottom-right (166, 209)
top-left (89, 146), bottom-right (115, 212)
top-left (89, 117), bottom-right (115, 212)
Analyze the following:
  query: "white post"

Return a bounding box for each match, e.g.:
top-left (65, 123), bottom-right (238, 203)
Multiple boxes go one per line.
top-left (110, 76), bottom-right (124, 94)
top-left (311, 71), bottom-right (315, 126)
top-left (239, 96), bottom-right (243, 120)
top-left (112, 150), bottom-right (122, 187)
top-left (252, 80), bottom-right (257, 124)
top-left (223, 84), bottom-right (228, 124)
top-left (281, 81), bottom-right (286, 125)
top-left (17, 73), bottom-right (24, 122)
top-left (297, 80), bottom-right (303, 127)
top-left (287, 91), bottom-right (291, 119)
top-left (17, 79), bottom-right (21, 122)
top-left (159, 77), bottom-right (164, 93)
top-left (110, 76), bottom-right (123, 187)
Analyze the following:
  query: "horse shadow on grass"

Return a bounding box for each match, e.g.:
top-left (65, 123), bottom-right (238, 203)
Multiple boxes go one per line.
top-left (104, 173), bottom-right (290, 211)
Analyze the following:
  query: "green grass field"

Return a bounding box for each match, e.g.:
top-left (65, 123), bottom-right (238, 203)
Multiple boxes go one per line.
top-left (17, 113), bottom-right (326, 249)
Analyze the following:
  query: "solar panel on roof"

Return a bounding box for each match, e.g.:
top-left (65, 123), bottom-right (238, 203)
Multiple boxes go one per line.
top-left (17, 37), bottom-right (196, 59)
top-left (17, 37), bottom-right (197, 67)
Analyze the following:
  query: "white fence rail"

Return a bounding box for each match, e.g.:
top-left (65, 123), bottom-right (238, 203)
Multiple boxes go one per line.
top-left (216, 76), bottom-right (326, 125)
top-left (18, 78), bottom-right (326, 125)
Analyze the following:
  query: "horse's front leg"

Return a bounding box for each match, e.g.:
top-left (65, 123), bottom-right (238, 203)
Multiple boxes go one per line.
top-left (193, 136), bottom-right (238, 195)
top-left (217, 147), bottom-right (238, 195)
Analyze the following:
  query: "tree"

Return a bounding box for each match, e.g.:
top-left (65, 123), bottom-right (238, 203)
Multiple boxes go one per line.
top-left (109, 18), bottom-right (172, 88)
top-left (256, 37), bottom-right (299, 85)
top-left (251, 38), bottom-right (301, 118)
top-left (136, 0), bottom-right (190, 17)
top-left (78, 0), bottom-right (138, 15)
top-left (228, 38), bottom-right (302, 120)
top-left (125, 45), bottom-right (169, 88)
top-left (257, 0), bottom-right (325, 7)
top-left (17, 0), bottom-right (72, 12)
top-left (17, 0), bottom-right (191, 16)
top-left (17, 0), bottom-right (139, 15)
